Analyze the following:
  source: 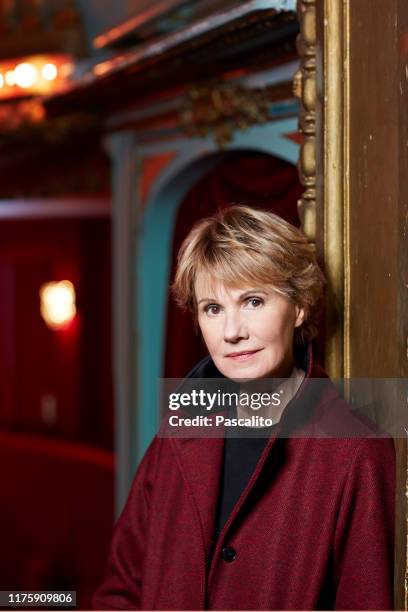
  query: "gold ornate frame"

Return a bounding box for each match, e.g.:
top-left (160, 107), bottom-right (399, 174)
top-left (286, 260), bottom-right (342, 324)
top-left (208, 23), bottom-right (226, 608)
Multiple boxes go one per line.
top-left (295, 0), bottom-right (347, 380)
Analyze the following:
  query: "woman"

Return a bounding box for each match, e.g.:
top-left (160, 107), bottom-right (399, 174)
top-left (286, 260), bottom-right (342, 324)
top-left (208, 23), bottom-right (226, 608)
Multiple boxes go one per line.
top-left (93, 205), bottom-right (395, 610)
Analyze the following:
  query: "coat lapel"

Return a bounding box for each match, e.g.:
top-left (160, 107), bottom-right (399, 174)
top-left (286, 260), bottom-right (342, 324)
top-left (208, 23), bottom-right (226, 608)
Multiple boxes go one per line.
top-left (171, 430), bottom-right (224, 560)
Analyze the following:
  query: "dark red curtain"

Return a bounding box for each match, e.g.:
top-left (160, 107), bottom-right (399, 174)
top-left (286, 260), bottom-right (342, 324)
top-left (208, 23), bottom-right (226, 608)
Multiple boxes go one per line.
top-left (0, 218), bottom-right (113, 449)
top-left (164, 152), bottom-right (304, 378)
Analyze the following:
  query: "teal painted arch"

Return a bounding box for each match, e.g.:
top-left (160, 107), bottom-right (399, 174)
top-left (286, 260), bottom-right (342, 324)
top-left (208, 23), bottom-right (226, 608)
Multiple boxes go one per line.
top-left (136, 120), bottom-right (300, 462)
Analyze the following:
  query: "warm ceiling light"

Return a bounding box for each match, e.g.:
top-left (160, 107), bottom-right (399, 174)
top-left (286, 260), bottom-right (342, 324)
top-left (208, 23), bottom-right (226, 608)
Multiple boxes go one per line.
top-left (42, 63), bottom-right (58, 81)
top-left (14, 62), bottom-right (38, 88)
top-left (5, 70), bottom-right (15, 86)
top-left (0, 54), bottom-right (74, 100)
top-left (0, 74), bottom-right (3, 88)
top-left (40, 280), bottom-right (77, 331)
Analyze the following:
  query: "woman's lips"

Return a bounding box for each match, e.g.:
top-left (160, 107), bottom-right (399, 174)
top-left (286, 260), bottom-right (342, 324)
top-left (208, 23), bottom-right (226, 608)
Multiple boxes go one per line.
top-left (226, 349), bottom-right (262, 362)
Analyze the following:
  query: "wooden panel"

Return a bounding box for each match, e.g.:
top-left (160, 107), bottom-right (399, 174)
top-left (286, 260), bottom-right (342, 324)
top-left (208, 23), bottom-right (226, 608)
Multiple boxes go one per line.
top-left (348, 1), bottom-right (399, 377)
top-left (347, 5), bottom-right (407, 605)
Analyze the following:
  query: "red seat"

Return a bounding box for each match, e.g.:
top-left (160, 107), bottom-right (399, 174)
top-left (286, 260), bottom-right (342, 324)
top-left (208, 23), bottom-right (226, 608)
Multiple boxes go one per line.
top-left (0, 431), bottom-right (114, 609)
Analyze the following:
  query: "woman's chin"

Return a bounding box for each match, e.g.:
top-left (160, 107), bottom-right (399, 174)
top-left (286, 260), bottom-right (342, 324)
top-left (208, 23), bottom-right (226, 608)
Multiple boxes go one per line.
top-left (219, 360), bottom-right (287, 383)
top-left (220, 364), bottom-right (266, 383)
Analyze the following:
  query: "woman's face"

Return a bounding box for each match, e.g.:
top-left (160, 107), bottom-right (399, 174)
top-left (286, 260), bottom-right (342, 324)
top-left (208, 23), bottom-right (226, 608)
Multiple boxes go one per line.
top-left (195, 273), bottom-right (305, 380)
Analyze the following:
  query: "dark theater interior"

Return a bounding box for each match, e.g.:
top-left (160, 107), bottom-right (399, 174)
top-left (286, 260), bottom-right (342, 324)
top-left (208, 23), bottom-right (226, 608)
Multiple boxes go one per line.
top-left (0, 0), bottom-right (407, 609)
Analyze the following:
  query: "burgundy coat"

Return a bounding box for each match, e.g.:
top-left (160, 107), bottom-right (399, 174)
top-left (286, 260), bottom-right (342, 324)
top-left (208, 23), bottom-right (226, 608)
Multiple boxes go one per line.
top-left (93, 346), bottom-right (395, 610)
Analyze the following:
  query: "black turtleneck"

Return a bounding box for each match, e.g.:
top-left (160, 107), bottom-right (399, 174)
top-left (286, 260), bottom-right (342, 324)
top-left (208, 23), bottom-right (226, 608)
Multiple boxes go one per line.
top-left (213, 420), bottom-right (275, 541)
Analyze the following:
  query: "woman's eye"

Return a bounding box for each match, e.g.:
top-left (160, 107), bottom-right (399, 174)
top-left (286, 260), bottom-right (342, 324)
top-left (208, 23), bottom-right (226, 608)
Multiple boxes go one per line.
top-left (205, 304), bottom-right (220, 315)
top-left (247, 297), bottom-right (264, 308)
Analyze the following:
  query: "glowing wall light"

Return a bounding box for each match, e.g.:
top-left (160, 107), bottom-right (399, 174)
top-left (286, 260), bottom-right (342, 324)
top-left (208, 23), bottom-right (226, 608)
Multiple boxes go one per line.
top-left (40, 280), bottom-right (76, 330)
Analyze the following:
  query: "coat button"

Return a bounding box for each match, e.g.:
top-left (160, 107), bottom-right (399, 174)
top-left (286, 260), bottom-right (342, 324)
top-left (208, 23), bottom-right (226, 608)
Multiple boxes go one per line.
top-left (221, 546), bottom-right (237, 562)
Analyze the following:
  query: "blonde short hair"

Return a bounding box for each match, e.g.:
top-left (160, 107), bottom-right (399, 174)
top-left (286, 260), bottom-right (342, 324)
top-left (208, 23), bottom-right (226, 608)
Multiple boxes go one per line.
top-left (172, 205), bottom-right (326, 345)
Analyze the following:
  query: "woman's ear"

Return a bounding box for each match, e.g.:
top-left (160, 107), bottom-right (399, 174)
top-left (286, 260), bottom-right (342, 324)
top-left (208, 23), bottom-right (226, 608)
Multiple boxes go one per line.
top-left (294, 306), bottom-right (305, 328)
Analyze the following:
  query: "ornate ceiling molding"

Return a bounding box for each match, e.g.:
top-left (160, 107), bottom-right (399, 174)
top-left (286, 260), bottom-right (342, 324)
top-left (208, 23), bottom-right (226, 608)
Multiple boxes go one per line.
top-left (178, 82), bottom-right (270, 147)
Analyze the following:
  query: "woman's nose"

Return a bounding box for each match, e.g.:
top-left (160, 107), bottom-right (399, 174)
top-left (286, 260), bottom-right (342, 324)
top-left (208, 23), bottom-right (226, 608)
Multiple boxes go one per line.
top-left (223, 311), bottom-right (249, 343)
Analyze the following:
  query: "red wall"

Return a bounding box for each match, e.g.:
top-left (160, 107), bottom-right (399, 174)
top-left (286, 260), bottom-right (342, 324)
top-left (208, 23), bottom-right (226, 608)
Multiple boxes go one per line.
top-left (0, 217), bottom-right (113, 449)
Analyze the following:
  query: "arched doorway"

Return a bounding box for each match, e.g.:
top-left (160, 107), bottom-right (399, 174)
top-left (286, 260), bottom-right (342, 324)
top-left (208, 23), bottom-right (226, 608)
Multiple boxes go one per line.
top-left (126, 117), bottom-right (301, 475)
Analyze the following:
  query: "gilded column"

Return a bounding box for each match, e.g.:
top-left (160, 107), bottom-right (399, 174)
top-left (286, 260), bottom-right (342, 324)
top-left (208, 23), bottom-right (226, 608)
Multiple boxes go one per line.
top-left (293, 0), bottom-right (317, 246)
top-left (295, 0), bottom-right (348, 379)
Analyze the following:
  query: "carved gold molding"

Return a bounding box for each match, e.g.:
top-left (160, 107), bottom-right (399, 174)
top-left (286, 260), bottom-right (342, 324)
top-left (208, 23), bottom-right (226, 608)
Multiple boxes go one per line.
top-left (295, 0), bottom-right (347, 379)
top-left (293, 0), bottom-right (317, 246)
top-left (322, 0), bottom-right (349, 381)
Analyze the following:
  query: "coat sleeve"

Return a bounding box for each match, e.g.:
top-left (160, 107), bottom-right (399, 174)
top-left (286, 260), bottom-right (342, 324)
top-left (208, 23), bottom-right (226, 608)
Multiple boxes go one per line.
top-left (92, 436), bottom-right (159, 610)
top-left (333, 437), bottom-right (395, 610)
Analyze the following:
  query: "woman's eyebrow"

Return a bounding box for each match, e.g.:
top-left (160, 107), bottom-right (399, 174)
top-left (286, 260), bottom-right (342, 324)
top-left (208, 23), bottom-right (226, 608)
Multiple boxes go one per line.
top-left (239, 289), bottom-right (268, 298)
top-left (197, 290), bottom-right (268, 305)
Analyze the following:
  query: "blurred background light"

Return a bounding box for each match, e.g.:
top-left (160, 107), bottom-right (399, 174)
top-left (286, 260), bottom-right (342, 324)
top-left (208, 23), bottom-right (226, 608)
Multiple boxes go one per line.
top-left (0, 54), bottom-right (74, 99)
top-left (5, 70), bottom-right (15, 86)
top-left (42, 63), bottom-right (58, 81)
top-left (14, 63), bottom-right (38, 88)
top-left (40, 280), bottom-right (77, 330)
